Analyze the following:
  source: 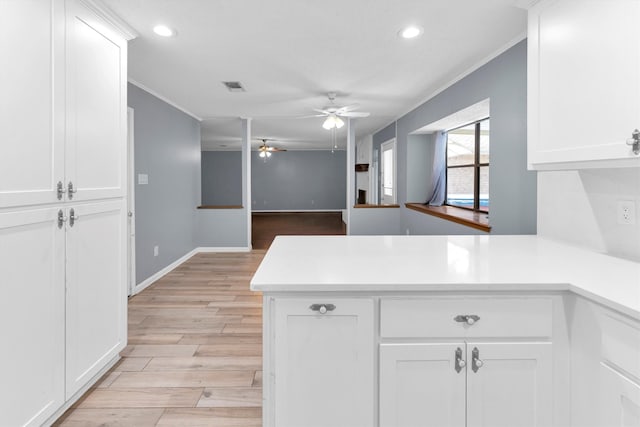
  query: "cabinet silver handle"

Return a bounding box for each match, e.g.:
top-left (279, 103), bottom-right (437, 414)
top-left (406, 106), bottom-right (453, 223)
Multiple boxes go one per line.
top-left (309, 303), bottom-right (336, 314)
top-left (67, 181), bottom-right (77, 199)
top-left (57, 209), bottom-right (67, 229)
top-left (57, 181), bottom-right (66, 200)
top-left (455, 347), bottom-right (466, 373)
top-left (69, 208), bottom-right (79, 227)
top-left (454, 314), bottom-right (480, 325)
top-left (626, 129), bottom-right (640, 155)
top-left (472, 347), bottom-right (483, 372)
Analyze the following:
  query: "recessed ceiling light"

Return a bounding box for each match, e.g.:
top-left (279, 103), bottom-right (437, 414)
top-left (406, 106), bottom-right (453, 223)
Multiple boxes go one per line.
top-left (153, 25), bottom-right (176, 37)
top-left (399, 25), bottom-right (423, 39)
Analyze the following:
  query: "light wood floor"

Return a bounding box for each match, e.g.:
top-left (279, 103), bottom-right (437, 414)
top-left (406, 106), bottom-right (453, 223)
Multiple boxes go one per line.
top-left (54, 250), bottom-right (266, 427)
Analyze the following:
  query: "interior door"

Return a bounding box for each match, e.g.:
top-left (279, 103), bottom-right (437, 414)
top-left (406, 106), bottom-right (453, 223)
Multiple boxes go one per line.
top-left (65, 0), bottom-right (127, 202)
top-left (65, 199), bottom-right (127, 398)
top-left (0, 208), bottom-right (65, 426)
top-left (380, 139), bottom-right (396, 204)
top-left (0, 0), bottom-right (64, 208)
top-left (466, 342), bottom-right (553, 427)
top-left (380, 343), bottom-right (466, 427)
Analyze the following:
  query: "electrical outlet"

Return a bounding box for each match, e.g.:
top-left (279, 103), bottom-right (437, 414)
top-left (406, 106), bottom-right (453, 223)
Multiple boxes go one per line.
top-left (153, 245), bottom-right (159, 256)
top-left (617, 201), bottom-right (636, 225)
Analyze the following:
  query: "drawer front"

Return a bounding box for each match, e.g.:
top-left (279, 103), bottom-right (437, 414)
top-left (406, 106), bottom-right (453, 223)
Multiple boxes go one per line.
top-left (380, 297), bottom-right (553, 338)
top-left (601, 314), bottom-right (640, 380)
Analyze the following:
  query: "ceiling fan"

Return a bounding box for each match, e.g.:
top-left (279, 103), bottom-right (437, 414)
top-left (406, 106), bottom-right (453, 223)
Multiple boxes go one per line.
top-left (256, 138), bottom-right (286, 158)
top-left (306, 92), bottom-right (371, 130)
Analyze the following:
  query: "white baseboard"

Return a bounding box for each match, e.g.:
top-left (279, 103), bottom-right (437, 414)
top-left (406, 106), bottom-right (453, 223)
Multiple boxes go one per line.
top-left (132, 246), bottom-right (252, 296)
top-left (196, 246), bottom-right (252, 253)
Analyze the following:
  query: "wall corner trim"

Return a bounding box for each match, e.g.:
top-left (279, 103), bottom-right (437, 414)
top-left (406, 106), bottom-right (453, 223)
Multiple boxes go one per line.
top-left (132, 246), bottom-right (253, 296)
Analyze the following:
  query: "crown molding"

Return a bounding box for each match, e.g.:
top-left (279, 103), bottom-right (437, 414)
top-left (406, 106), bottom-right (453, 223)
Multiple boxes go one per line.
top-left (128, 79), bottom-right (203, 121)
top-left (78, 0), bottom-right (139, 40)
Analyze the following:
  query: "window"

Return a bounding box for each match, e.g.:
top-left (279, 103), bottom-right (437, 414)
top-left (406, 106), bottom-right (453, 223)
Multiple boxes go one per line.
top-left (446, 118), bottom-right (489, 212)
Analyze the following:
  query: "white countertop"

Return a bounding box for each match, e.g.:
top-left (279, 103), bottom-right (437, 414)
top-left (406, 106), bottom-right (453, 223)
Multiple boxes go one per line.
top-left (250, 235), bottom-right (640, 319)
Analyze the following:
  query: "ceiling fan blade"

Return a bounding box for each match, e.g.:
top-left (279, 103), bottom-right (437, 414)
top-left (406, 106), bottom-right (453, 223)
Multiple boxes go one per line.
top-left (296, 114), bottom-right (326, 119)
top-left (271, 147), bottom-right (287, 152)
top-left (312, 108), bottom-right (330, 114)
top-left (336, 103), bottom-right (360, 113)
top-left (340, 111), bottom-right (370, 118)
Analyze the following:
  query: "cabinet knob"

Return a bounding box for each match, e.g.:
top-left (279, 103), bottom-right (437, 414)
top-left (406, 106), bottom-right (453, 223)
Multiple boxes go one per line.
top-left (69, 208), bottom-right (79, 227)
top-left (67, 181), bottom-right (77, 199)
top-left (626, 129), bottom-right (640, 155)
top-left (455, 347), bottom-right (466, 373)
top-left (472, 347), bottom-right (484, 373)
top-left (454, 314), bottom-right (480, 325)
top-left (56, 181), bottom-right (66, 200)
top-left (309, 303), bottom-right (336, 314)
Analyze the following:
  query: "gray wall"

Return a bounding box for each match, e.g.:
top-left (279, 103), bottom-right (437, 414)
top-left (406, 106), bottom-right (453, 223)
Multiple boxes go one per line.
top-left (355, 39), bottom-right (535, 235)
top-left (201, 151), bottom-right (242, 205)
top-left (252, 150), bottom-right (347, 210)
top-left (406, 133), bottom-right (434, 203)
top-left (128, 84), bottom-right (201, 284)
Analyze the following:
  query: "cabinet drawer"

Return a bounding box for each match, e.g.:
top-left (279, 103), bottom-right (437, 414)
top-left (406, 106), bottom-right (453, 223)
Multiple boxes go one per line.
top-left (380, 297), bottom-right (553, 338)
top-left (601, 314), bottom-right (640, 380)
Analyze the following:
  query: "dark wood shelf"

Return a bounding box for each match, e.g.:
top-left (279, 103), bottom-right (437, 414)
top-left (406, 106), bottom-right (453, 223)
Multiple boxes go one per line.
top-left (405, 203), bottom-right (491, 232)
top-left (354, 204), bottom-right (400, 209)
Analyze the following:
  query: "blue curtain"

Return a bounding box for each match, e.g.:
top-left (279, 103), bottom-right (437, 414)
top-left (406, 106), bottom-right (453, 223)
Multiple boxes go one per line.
top-left (427, 131), bottom-right (447, 206)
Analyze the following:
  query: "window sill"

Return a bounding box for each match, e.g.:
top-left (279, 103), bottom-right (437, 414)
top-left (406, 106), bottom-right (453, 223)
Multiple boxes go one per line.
top-left (354, 204), bottom-right (400, 209)
top-left (405, 203), bottom-right (491, 232)
top-left (197, 205), bottom-right (243, 209)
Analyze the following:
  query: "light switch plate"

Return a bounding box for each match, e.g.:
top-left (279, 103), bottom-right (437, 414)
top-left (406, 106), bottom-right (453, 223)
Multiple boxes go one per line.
top-left (138, 174), bottom-right (148, 185)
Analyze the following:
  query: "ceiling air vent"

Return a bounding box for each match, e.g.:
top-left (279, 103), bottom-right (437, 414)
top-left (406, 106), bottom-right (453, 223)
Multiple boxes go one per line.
top-left (222, 81), bottom-right (245, 92)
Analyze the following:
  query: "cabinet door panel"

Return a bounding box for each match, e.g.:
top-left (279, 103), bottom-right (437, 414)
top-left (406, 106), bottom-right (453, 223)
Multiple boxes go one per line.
top-left (0, 0), bottom-right (64, 207)
top-left (65, 0), bottom-right (127, 201)
top-left (380, 343), bottom-right (466, 427)
top-left (467, 342), bottom-right (552, 427)
top-left (273, 298), bottom-right (373, 427)
top-left (529, 0), bottom-right (640, 166)
top-left (65, 200), bottom-right (126, 398)
top-left (0, 208), bottom-right (64, 426)
top-left (600, 364), bottom-right (640, 427)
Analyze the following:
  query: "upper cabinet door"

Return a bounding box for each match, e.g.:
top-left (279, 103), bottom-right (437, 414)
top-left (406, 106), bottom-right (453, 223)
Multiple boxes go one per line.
top-left (65, 0), bottom-right (127, 201)
top-left (0, 0), bottom-right (64, 208)
top-left (528, 0), bottom-right (640, 169)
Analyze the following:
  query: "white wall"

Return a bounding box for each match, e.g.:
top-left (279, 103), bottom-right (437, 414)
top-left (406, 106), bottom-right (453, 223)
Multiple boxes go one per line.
top-left (537, 168), bottom-right (640, 262)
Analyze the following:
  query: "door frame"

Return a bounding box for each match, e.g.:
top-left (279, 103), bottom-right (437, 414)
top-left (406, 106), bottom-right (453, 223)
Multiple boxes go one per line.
top-left (127, 107), bottom-right (136, 296)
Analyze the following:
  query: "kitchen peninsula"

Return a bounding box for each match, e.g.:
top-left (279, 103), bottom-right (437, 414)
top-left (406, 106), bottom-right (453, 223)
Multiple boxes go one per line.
top-left (250, 235), bottom-right (640, 427)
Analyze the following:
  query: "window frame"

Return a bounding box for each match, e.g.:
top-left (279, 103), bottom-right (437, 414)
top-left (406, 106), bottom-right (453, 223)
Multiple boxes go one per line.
top-left (445, 117), bottom-right (489, 212)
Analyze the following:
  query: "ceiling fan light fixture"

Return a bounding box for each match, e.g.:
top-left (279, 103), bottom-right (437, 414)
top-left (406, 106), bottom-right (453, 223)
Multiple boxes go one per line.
top-left (335, 116), bottom-right (345, 129)
top-left (323, 115), bottom-right (337, 130)
top-left (259, 151), bottom-right (266, 158)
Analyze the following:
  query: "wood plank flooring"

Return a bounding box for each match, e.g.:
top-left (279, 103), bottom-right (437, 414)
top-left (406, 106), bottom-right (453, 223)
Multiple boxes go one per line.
top-left (54, 251), bottom-right (266, 427)
top-left (252, 211), bottom-right (346, 249)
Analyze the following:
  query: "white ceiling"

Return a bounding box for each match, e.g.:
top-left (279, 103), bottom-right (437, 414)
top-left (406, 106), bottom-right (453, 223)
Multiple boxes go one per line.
top-left (102, 0), bottom-right (527, 151)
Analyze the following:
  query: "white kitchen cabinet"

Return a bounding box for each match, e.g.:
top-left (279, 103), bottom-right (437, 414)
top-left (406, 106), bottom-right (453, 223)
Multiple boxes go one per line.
top-left (600, 364), bottom-right (640, 427)
top-left (380, 297), bottom-right (554, 427)
top-left (65, 0), bottom-right (127, 202)
top-left (0, 208), bottom-right (65, 426)
top-left (65, 200), bottom-right (127, 398)
top-left (0, 0), bottom-right (130, 424)
top-left (269, 298), bottom-right (374, 427)
top-left (380, 342), bottom-right (552, 427)
top-left (466, 342), bottom-right (552, 427)
top-left (527, 0), bottom-right (640, 169)
top-left (380, 343), bottom-right (466, 427)
top-left (0, 0), bottom-right (64, 208)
